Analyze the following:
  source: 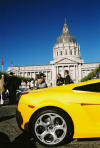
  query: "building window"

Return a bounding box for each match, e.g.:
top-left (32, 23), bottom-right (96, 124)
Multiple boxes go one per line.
top-left (74, 50), bottom-right (76, 55)
top-left (60, 51), bottom-right (62, 55)
top-left (57, 52), bottom-right (58, 56)
top-left (70, 50), bottom-right (72, 55)
top-left (28, 72), bottom-right (30, 76)
top-left (65, 50), bottom-right (67, 55)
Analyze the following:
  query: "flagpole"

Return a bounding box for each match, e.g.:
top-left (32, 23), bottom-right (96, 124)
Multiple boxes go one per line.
top-left (2, 65), bottom-right (3, 72)
top-left (1, 57), bottom-right (4, 72)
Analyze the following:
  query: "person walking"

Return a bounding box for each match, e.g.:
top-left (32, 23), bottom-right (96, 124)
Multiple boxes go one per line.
top-left (0, 74), bottom-right (5, 104)
top-left (56, 73), bottom-right (64, 86)
top-left (6, 72), bottom-right (19, 104)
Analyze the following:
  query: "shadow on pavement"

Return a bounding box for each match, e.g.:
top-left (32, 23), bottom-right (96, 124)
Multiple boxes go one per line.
top-left (0, 131), bottom-right (10, 143)
top-left (0, 131), bottom-right (37, 148)
top-left (77, 138), bottom-right (100, 142)
top-left (13, 132), bottom-right (36, 147)
top-left (0, 114), bottom-right (15, 122)
top-left (1, 130), bottom-right (100, 148)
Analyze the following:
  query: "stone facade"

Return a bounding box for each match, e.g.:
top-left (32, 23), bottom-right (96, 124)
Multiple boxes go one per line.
top-left (7, 22), bottom-right (100, 86)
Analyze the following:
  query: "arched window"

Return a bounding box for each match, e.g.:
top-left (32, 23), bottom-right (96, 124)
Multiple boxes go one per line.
top-left (57, 52), bottom-right (58, 56)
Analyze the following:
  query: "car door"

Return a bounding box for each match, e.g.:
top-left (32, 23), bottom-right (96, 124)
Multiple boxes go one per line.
top-left (73, 82), bottom-right (100, 127)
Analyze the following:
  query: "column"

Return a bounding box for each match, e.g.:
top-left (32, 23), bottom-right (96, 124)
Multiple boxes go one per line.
top-left (23, 72), bottom-right (25, 77)
top-left (74, 65), bottom-right (76, 81)
top-left (30, 72), bottom-right (32, 78)
top-left (25, 72), bottom-right (27, 77)
top-left (78, 64), bottom-right (82, 81)
top-left (68, 65), bottom-right (70, 73)
top-left (46, 71), bottom-right (48, 84)
top-left (50, 71), bottom-right (52, 87)
top-left (31, 72), bottom-right (33, 78)
top-left (56, 66), bottom-right (59, 74)
top-left (52, 65), bottom-right (57, 86)
top-left (76, 64), bottom-right (79, 82)
top-left (33, 72), bottom-right (35, 78)
top-left (50, 71), bottom-right (52, 80)
top-left (62, 66), bottom-right (64, 77)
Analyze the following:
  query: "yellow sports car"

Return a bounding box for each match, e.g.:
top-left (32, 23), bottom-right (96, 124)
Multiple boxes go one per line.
top-left (16, 79), bottom-right (100, 146)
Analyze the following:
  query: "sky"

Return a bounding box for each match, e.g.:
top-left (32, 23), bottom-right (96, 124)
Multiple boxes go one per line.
top-left (0, 0), bottom-right (100, 71)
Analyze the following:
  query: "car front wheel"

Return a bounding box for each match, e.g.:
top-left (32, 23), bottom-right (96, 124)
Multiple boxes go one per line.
top-left (30, 108), bottom-right (74, 146)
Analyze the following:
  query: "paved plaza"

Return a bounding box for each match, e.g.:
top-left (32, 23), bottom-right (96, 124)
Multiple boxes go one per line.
top-left (0, 105), bottom-right (100, 148)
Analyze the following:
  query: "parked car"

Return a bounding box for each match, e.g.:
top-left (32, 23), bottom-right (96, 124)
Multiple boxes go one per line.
top-left (16, 88), bottom-right (29, 102)
top-left (16, 79), bottom-right (100, 147)
top-left (3, 88), bottom-right (29, 104)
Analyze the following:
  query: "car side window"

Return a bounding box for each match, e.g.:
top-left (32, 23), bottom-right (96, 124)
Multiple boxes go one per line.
top-left (73, 82), bottom-right (100, 92)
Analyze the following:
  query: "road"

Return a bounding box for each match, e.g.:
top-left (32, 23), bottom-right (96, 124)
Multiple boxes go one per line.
top-left (0, 105), bottom-right (100, 148)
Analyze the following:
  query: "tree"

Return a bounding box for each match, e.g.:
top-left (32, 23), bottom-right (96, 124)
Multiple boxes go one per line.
top-left (81, 65), bottom-right (100, 82)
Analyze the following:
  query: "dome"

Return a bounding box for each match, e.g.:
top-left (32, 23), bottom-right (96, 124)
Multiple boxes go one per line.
top-left (50, 21), bottom-right (84, 65)
top-left (56, 34), bottom-right (76, 44)
top-left (56, 23), bottom-right (76, 44)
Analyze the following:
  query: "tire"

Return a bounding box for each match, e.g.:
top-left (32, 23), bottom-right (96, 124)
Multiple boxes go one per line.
top-left (30, 108), bottom-right (74, 147)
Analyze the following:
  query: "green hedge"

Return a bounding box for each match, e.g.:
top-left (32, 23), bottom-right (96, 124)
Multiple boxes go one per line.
top-left (81, 65), bottom-right (100, 82)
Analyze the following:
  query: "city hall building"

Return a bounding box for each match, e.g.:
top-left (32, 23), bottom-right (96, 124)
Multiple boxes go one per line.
top-left (7, 22), bottom-right (100, 86)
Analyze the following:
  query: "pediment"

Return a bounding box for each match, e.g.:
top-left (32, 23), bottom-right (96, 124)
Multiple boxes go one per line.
top-left (55, 58), bottom-right (78, 64)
